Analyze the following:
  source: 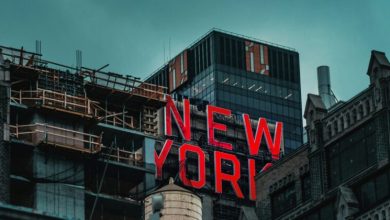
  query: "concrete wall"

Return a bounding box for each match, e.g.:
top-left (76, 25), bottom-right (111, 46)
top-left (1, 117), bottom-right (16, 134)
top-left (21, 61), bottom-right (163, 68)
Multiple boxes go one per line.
top-left (33, 150), bottom-right (84, 219)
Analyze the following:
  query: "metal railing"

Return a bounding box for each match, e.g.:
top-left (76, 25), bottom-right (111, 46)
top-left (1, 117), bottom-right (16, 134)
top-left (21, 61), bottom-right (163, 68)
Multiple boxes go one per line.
top-left (83, 70), bottom-right (167, 102)
top-left (11, 89), bottom-right (97, 116)
top-left (92, 103), bottom-right (135, 129)
top-left (100, 146), bottom-right (143, 167)
top-left (9, 123), bottom-right (102, 153)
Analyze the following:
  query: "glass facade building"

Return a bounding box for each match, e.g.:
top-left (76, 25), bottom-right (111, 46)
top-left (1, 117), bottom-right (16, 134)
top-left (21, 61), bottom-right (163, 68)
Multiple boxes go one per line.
top-left (147, 29), bottom-right (303, 152)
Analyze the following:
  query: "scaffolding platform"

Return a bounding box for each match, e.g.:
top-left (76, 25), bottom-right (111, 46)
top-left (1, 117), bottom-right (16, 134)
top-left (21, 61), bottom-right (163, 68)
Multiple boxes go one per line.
top-left (9, 123), bottom-right (102, 154)
top-left (100, 146), bottom-right (143, 167)
top-left (11, 89), bottom-right (97, 118)
top-left (83, 71), bottom-right (167, 108)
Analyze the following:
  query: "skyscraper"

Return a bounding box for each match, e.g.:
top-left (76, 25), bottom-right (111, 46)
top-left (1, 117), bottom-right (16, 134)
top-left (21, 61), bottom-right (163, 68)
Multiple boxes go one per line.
top-left (147, 29), bottom-right (303, 153)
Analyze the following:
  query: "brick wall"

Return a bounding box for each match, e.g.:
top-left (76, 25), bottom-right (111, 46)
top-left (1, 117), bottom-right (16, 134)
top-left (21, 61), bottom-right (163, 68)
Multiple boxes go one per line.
top-left (255, 147), bottom-right (309, 220)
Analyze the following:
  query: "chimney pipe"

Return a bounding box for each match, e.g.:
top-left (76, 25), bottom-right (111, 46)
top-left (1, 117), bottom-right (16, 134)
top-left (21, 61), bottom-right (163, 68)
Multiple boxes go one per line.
top-left (317, 66), bottom-right (336, 109)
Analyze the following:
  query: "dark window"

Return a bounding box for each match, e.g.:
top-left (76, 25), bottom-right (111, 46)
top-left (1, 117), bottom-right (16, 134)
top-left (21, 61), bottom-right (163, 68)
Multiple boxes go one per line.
top-left (206, 37), bottom-right (211, 67)
top-left (346, 113), bottom-right (350, 127)
top-left (366, 100), bottom-right (371, 114)
top-left (219, 36), bottom-right (225, 65)
top-left (301, 203), bottom-right (335, 220)
top-left (277, 52), bottom-right (283, 80)
top-left (333, 120), bottom-right (338, 134)
top-left (226, 38), bottom-right (231, 66)
top-left (356, 170), bottom-right (390, 211)
top-left (301, 174), bottom-right (311, 202)
top-left (200, 42), bottom-right (204, 72)
top-left (271, 183), bottom-right (297, 218)
top-left (327, 120), bottom-right (377, 188)
top-left (231, 39), bottom-right (237, 68)
top-left (352, 109), bottom-right (357, 123)
top-left (359, 105), bottom-right (364, 118)
top-left (283, 53), bottom-right (288, 81)
top-left (237, 41), bottom-right (244, 70)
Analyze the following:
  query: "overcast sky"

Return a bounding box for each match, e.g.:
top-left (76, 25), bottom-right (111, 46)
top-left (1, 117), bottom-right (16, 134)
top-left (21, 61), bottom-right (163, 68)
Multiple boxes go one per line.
top-left (1, 0), bottom-right (390, 111)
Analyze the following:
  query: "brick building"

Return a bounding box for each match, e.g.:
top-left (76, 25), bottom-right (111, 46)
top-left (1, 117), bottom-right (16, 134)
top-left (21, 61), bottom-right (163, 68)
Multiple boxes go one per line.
top-left (254, 50), bottom-right (390, 220)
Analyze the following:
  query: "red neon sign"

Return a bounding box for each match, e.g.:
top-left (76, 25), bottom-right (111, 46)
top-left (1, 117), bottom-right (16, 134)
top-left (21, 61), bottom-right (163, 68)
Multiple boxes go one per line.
top-left (179, 143), bottom-right (206, 189)
top-left (155, 96), bottom-right (283, 201)
top-left (207, 105), bottom-right (233, 150)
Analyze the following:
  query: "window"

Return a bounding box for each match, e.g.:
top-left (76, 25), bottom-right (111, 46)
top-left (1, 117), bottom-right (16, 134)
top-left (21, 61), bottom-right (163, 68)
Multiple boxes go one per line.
top-left (381, 210), bottom-right (386, 220)
top-left (359, 105), bottom-right (364, 119)
top-left (356, 171), bottom-right (390, 210)
top-left (327, 125), bottom-right (332, 139)
top-left (340, 117), bottom-right (344, 130)
top-left (366, 100), bottom-right (371, 115)
top-left (352, 109), bottom-right (357, 123)
top-left (327, 119), bottom-right (377, 188)
top-left (271, 183), bottom-right (297, 218)
top-left (346, 113), bottom-right (350, 127)
top-left (333, 120), bottom-right (338, 134)
top-left (302, 203), bottom-right (335, 220)
top-left (301, 174), bottom-right (311, 202)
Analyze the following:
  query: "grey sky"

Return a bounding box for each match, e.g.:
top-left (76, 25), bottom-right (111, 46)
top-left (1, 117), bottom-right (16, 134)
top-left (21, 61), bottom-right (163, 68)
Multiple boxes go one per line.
top-left (1, 0), bottom-right (389, 111)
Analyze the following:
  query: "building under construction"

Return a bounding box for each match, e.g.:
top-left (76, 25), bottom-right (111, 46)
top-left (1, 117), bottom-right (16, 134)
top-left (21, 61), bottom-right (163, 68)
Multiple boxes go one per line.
top-left (0, 30), bottom-right (296, 220)
top-left (0, 45), bottom-right (167, 220)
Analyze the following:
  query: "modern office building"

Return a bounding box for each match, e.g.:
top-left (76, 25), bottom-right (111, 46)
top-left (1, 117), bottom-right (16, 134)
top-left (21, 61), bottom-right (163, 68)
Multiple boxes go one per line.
top-left (146, 29), bottom-right (303, 153)
top-left (254, 50), bottom-right (390, 220)
top-left (145, 29), bottom-right (303, 220)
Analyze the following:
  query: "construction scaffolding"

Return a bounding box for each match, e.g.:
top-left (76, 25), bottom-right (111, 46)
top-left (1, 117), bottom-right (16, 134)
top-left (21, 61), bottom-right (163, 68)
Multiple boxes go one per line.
top-left (11, 89), bottom-right (96, 117)
top-left (9, 123), bottom-right (102, 153)
top-left (1, 45), bottom-right (166, 220)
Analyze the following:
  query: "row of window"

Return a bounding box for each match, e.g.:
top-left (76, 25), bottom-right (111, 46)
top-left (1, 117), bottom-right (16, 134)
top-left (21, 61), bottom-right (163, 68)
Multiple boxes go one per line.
top-left (325, 98), bottom-right (372, 140)
top-left (214, 33), bottom-right (300, 84)
top-left (216, 70), bottom-right (301, 103)
top-left (217, 89), bottom-right (301, 120)
top-left (215, 33), bottom-right (245, 70)
top-left (327, 118), bottom-right (377, 188)
top-left (271, 173), bottom-right (311, 218)
top-left (193, 36), bottom-right (212, 75)
top-left (355, 168), bottom-right (390, 211)
top-left (300, 202), bottom-right (335, 220)
top-left (268, 48), bottom-right (300, 83)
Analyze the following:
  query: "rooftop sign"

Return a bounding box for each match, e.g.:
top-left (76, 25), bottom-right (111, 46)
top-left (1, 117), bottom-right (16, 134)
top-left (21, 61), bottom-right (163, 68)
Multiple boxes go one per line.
top-left (154, 96), bottom-right (283, 201)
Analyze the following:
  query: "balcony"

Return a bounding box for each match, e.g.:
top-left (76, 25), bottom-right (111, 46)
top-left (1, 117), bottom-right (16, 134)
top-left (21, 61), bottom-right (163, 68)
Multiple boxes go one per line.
top-left (100, 146), bottom-right (143, 167)
top-left (9, 123), bottom-right (102, 153)
top-left (92, 103), bottom-right (135, 130)
top-left (11, 89), bottom-right (97, 117)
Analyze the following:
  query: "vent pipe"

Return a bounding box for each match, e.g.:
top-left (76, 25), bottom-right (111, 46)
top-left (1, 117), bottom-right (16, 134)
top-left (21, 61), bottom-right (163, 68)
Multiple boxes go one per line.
top-left (317, 66), bottom-right (337, 109)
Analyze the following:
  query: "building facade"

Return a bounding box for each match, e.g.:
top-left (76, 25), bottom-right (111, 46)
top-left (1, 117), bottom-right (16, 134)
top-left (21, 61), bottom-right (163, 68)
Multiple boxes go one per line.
top-left (255, 50), bottom-right (390, 220)
top-left (0, 45), bottom-right (167, 219)
top-left (146, 29), bottom-right (303, 153)
top-left (146, 30), bottom-right (303, 220)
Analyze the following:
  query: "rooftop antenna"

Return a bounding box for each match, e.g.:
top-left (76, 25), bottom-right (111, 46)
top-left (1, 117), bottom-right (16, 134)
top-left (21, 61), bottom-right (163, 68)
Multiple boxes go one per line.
top-left (35, 40), bottom-right (41, 62)
top-left (169, 37), bottom-right (171, 61)
top-left (76, 49), bottom-right (82, 73)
